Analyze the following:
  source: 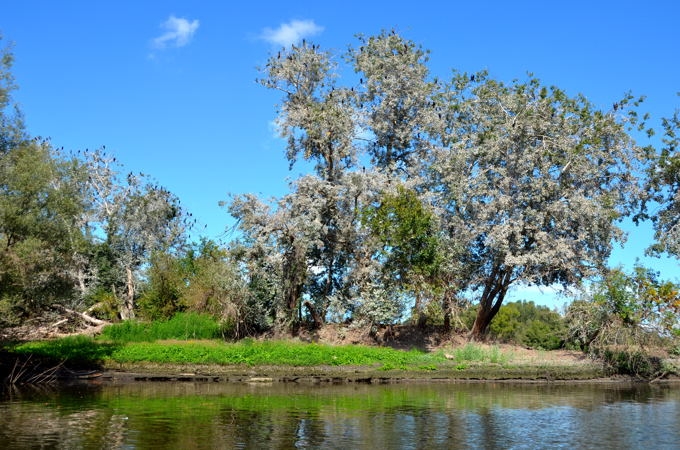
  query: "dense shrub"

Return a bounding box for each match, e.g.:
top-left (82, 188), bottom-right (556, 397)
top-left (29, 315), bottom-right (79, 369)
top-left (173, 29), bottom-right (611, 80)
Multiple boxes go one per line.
top-left (461, 301), bottom-right (565, 349)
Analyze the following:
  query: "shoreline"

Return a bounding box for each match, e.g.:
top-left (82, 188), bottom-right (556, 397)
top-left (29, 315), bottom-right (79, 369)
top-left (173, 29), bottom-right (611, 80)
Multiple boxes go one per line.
top-left (90, 360), bottom-right (645, 385)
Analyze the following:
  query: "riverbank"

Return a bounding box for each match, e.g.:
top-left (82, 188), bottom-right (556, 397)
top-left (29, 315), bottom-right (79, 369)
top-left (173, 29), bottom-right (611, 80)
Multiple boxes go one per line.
top-left (99, 358), bottom-right (610, 384)
top-left (3, 323), bottom-right (679, 384)
top-left (3, 337), bottom-right (619, 384)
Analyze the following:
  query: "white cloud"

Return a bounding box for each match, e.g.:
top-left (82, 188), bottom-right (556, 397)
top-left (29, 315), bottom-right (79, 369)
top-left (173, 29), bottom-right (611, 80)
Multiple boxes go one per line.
top-left (153, 15), bottom-right (200, 49)
top-left (260, 19), bottom-right (323, 47)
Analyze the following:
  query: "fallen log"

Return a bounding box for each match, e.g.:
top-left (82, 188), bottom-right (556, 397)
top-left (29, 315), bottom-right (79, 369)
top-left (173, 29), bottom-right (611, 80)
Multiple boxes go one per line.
top-left (50, 304), bottom-right (107, 327)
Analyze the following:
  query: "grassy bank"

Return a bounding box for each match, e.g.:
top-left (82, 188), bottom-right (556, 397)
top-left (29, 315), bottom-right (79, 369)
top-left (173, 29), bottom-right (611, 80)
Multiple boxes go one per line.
top-left (10, 335), bottom-right (495, 369)
top-left (4, 335), bottom-right (608, 382)
top-left (1, 313), bottom-right (612, 383)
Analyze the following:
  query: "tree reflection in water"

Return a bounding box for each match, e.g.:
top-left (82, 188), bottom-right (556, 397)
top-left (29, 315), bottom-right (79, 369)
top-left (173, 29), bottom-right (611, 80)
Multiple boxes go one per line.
top-left (1, 382), bottom-right (679, 449)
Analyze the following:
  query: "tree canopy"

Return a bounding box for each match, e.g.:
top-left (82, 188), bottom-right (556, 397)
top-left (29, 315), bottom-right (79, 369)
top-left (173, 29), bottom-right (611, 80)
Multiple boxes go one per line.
top-left (0, 29), bottom-right (676, 345)
top-left (227, 31), bottom-right (655, 338)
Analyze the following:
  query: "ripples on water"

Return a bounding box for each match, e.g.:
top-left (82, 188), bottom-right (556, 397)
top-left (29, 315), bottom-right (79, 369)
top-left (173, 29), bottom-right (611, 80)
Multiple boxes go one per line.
top-left (1, 382), bottom-right (679, 449)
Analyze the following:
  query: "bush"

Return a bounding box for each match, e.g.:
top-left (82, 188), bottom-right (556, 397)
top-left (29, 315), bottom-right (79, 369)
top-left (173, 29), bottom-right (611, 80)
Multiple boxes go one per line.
top-left (462, 301), bottom-right (565, 349)
top-left (597, 347), bottom-right (663, 378)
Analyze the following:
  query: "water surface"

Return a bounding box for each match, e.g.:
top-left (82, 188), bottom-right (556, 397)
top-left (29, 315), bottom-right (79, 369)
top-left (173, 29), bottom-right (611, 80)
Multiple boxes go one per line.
top-left (1, 381), bottom-right (678, 449)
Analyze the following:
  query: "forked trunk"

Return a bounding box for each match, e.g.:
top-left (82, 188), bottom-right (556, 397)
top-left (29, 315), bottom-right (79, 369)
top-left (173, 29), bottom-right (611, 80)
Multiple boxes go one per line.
top-left (469, 266), bottom-right (512, 341)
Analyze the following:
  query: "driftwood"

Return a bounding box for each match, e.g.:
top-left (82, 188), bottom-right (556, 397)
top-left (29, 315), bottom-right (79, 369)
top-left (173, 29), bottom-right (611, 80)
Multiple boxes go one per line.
top-left (50, 303), bottom-right (107, 327)
top-left (41, 303), bottom-right (111, 337)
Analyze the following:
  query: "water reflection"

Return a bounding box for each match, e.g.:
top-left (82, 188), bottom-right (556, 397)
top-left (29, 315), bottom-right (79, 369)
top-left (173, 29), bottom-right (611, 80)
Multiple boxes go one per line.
top-left (1, 381), bottom-right (679, 449)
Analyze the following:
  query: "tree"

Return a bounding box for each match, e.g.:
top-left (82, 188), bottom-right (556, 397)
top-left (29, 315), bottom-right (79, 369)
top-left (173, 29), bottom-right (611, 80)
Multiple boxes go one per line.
top-left (82, 149), bottom-right (189, 319)
top-left (0, 34), bottom-right (25, 154)
top-left (137, 250), bottom-right (187, 320)
top-left (228, 172), bottom-right (381, 329)
top-left (0, 140), bottom-right (89, 323)
top-left (236, 31), bottom-right (651, 339)
top-left (351, 30), bottom-right (438, 174)
top-left (486, 301), bottom-right (565, 349)
top-left (362, 184), bottom-right (441, 324)
top-left (244, 40), bottom-right (387, 329)
top-left (183, 239), bottom-right (265, 338)
top-left (565, 265), bottom-right (680, 372)
top-left (645, 105), bottom-right (680, 258)
top-left (430, 74), bottom-right (649, 339)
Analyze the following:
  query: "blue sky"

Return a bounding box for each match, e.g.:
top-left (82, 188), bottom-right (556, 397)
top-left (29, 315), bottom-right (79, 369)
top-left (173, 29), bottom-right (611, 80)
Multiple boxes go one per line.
top-left (2, 1), bottom-right (678, 305)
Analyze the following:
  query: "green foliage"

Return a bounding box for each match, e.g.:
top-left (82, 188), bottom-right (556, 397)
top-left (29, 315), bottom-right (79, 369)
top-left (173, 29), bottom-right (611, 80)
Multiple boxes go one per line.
top-left (362, 185), bottom-right (441, 286)
top-left (597, 347), bottom-right (663, 378)
top-left (138, 251), bottom-right (187, 320)
top-left (448, 343), bottom-right (509, 365)
top-left (488, 304), bottom-right (521, 341)
top-left (185, 239), bottom-right (269, 337)
top-left (565, 265), bottom-right (680, 377)
top-left (107, 340), bottom-right (439, 368)
top-left (98, 312), bottom-right (222, 342)
top-left (13, 335), bottom-right (119, 364)
top-left (0, 141), bottom-right (87, 317)
top-left (565, 265), bottom-right (680, 352)
top-left (460, 301), bottom-right (565, 350)
top-left (523, 320), bottom-right (563, 350)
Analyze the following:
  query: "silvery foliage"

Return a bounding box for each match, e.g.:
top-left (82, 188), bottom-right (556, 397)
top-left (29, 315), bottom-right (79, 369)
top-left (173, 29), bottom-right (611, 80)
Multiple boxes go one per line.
top-left (351, 31), bottom-right (440, 176)
top-left (83, 149), bottom-right (187, 316)
top-left (258, 41), bottom-right (356, 181)
top-left (0, 35), bottom-right (25, 153)
top-left (647, 108), bottom-right (680, 258)
top-left (236, 31), bottom-right (649, 330)
top-left (239, 41), bottom-right (372, 323)
top-left (428, 73), bottom-right (649, 329)
top-left (231, 33), bottom-right (443, 326)
top-left (229, 170), bottom-right (395, 324)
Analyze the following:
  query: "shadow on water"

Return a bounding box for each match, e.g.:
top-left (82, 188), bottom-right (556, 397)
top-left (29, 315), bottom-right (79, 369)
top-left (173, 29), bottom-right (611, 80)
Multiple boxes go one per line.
top-left (1, 381), bottom-right (680, 449)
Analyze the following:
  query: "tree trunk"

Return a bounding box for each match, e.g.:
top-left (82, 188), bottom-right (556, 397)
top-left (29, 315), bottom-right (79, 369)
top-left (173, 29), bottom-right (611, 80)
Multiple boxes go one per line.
top-left (119, 267), bottom-right (135, 320)
top-left (442, 291), bottom-right (452, 333)
top-left (469, 266), bottom-right (512, 341)
top-left (470, 306), bottom-right (494, 340)
top-left (303, 301), bottom-right (323, 328)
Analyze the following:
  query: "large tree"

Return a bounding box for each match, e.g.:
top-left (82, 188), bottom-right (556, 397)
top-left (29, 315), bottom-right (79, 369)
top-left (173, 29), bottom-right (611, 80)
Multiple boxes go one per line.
top-left (0, 140), bottom-right (89, 322)
top-left (233, 31), bottom-right (650, 337)
top-left (83, 149), bottom-right (188, 319)
top-left (243, 40), bottom-right (381, 328)
top-left (430, 73), bottom-right (649, 338)
top-left (646, 106), bottom-right (680, 258)
top-left (0, 34), bottom-right (25, 154)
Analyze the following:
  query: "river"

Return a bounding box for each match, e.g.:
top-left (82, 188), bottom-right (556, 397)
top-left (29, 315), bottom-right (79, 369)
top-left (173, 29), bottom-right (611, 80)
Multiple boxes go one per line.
top-left (1, 380), bottom-right (679, 449)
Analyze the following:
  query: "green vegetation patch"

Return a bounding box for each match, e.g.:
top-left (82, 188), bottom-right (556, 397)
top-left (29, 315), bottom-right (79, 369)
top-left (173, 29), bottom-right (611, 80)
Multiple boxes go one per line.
top-left (109, 339), bottom-right (442, 367)
top-left (11, 335), bottom-right (120, 364)
top-left (12, 335), bottom-right (444, 369)
top-left (448, 343), bottom-right (510, 365)
top-left (98, 312), bottom-right (222, 342)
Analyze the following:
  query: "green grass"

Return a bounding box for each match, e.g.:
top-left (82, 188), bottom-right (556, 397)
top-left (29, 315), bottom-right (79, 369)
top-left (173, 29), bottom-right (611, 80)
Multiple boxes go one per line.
top-left (109, 340), bottom-right (442, 367)
top-left (8, 314), bottom-right (516, 372)
top-left (446, 343), bottom-right (511, 365)
top-left (11, 336), bottom-right (444, 369)
top-left (98, 312), bottom-right (222, 342)
top-left (10, 335), bottom-right (120, 364)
